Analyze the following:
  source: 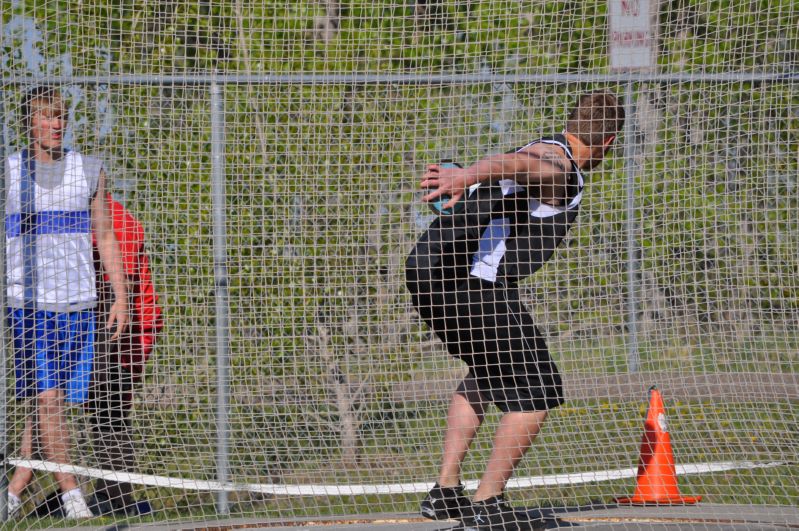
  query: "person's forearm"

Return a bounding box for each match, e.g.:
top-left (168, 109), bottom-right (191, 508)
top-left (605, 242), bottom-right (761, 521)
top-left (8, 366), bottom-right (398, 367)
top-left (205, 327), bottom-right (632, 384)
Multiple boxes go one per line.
top-left (464, 151), bottom-right (561, 188)
top-left (98, 236), bottom-right (128, 302)
top-left (463, 154), bottom-right (521, 186)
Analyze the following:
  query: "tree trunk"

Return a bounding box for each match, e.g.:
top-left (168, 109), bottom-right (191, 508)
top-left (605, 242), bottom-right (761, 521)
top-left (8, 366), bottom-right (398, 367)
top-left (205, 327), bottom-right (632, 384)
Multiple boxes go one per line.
top-left (316, 326), bottom-right (359, 467)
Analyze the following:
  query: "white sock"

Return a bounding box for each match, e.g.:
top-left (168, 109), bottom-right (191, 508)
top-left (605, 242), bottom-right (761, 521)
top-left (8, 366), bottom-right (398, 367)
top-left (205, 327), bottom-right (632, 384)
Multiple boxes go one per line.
top-left (9, 493), bottom-right (21, 504)
top-left (61, 488), bottom-right (83, 503)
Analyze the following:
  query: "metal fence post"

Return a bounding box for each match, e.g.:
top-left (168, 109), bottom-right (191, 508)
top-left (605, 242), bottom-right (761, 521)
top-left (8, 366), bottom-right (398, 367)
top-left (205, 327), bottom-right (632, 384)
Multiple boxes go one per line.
top-left (624, 81), bottom-right (640, 373)
top-left (0, 89), bottom-right (9, 522)
top-left (210, 81), bottom-right (230, 515)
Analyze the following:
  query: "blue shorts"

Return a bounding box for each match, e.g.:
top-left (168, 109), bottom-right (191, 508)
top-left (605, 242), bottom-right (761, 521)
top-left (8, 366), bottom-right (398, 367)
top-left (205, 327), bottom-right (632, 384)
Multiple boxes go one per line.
top-left (9, 308), bottom-right (96, 404)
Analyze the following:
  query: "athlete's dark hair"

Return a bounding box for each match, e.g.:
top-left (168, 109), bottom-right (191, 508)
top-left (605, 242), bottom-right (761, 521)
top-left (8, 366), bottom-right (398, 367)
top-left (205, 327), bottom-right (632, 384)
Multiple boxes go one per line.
top-left (21, 85), bottom-right (63, 132)
top-left (566, 92), bottom-right (625, 147)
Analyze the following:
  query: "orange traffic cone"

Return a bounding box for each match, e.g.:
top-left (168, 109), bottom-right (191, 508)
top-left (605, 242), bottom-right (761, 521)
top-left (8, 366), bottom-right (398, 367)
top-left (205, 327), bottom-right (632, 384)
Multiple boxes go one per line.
top-left (616, 386), bottom-right (701, 505)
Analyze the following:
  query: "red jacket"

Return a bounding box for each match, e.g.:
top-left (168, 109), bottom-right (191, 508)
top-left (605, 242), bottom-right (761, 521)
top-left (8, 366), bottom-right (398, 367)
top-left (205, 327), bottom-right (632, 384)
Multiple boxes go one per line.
top-left (93, 194), bottom-right (163, 378)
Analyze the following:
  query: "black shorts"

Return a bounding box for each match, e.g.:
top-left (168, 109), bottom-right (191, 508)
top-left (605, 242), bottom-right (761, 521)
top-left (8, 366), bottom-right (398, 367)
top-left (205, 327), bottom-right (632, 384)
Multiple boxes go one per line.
top-left (437, 276), bottom-right (563, 412)
top-left (405, 185), bottom-right (567, 412)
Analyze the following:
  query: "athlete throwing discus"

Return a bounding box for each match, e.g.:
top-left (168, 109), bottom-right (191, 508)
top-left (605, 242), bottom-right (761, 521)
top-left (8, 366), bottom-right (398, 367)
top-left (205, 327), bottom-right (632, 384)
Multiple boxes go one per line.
top-left (405, 92), bottom-right (624, 531)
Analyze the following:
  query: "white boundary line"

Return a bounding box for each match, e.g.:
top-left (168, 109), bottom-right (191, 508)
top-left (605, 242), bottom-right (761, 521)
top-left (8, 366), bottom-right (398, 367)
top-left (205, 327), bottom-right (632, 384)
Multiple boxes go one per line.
top-left (8, 459), bottom-right (782, 497)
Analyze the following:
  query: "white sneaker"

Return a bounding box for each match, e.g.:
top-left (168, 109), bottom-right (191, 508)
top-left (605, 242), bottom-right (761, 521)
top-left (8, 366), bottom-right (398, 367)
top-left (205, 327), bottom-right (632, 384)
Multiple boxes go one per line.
top-left (7, 494), bottom-right (23, 518)
top-left (63, 495), bottom-right (93, 519)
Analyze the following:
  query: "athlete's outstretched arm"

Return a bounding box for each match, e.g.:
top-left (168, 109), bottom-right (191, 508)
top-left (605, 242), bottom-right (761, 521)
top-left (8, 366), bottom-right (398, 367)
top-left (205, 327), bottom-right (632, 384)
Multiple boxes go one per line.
top-left (420, 144), bottom-right (569, 210)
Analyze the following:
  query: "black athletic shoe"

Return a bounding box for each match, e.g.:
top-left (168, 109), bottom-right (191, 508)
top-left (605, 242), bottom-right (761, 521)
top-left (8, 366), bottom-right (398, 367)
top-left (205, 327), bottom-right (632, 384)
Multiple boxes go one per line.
top-left (420, 483), bottom-right (473, 521)
top-left (459, 496), bottom-right (546, 531)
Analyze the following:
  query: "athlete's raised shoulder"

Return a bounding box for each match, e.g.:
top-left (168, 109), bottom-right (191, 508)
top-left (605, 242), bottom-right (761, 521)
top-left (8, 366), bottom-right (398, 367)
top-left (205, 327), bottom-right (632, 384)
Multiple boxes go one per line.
top-left (516, 142), bottom-right (569, 174)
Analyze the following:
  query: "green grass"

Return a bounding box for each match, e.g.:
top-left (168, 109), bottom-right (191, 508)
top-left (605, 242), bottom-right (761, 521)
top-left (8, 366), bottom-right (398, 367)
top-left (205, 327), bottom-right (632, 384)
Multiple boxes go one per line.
top-left (256, 398), bottom-right (797, 510)
top-left (4, 397), bottom-right (795, 529)
top-left (547, 326), bottom-right (799, 375)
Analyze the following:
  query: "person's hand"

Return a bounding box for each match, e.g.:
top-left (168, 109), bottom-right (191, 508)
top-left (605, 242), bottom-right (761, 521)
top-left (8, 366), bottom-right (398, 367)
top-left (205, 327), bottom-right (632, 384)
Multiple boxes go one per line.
top-left (107, 298), bottom-right (130, 340)
top-left (420, 164), bottom-right (468, 211)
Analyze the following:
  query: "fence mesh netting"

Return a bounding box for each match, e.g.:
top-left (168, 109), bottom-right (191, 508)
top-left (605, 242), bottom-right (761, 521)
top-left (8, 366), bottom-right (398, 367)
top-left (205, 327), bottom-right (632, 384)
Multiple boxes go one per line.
top-left (0, 0), bottom-right (797, 528)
